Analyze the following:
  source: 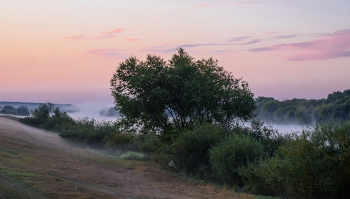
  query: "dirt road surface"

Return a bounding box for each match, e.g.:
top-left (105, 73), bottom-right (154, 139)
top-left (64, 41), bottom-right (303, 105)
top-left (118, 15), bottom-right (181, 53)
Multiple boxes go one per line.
top-left (0, 117), bottom-right (254, 199)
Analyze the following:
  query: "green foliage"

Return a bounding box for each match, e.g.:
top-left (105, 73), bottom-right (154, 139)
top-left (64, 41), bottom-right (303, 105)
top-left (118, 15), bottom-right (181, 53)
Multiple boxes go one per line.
top-left (59, 118), bottom-right (118, 145)
top-left (103, 132), bottom-right (136, 151)
top-left (2, 105), bottom-right (16, 114)
top-left (0, 105), bottom-right (29, 116)
top-left (40, 115), bottom-right (75, 131)
top-left (210, 134), bottom-right (264, 185)
top-left (19, 117), bottom-right (47, 127)
top-left (110, 48), bottom-right (256, 135)
top-left (171, 123), bottom-right (231, 178)
top-left (16, 106), bottom-right (30, 116)
top-left (135, 131), bottom-right (161, 153)
top-left (256, 88), bottom-right (350, 124)
top-left (240, 121), bottom-right (350, 198)
top-left (31, 103), bottom-right (54, 119)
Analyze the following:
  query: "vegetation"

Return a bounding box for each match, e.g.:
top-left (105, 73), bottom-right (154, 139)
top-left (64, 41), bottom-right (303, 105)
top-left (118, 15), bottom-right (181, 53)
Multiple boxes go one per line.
top-left (110, 48), bottom-right (256, 135)
top-left (0, 105), bottom-right (30, 116)
top-left (256, 89), bottom-right (350, 124)
top-left (16, 48), bottom-right (350, 198)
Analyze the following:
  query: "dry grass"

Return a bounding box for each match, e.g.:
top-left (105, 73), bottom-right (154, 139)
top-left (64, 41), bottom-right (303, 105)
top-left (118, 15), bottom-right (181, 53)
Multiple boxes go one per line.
top-left (0, 117), bottom-right (257, 199)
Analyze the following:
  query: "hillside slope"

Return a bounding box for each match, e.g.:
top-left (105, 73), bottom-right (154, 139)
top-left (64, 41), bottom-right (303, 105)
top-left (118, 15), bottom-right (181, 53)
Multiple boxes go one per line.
top-left (0, 117), bottom-right (253, 199)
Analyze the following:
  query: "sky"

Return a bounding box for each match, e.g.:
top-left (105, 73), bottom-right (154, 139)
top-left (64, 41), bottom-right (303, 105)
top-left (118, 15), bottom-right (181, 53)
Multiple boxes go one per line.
top-left (1, 0), bottom-right (350, 105)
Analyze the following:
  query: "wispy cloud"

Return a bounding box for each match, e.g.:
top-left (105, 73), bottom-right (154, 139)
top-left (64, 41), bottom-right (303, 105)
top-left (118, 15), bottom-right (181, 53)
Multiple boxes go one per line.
top-left (102, 28), bottom-right (124, 35)
top-left (239, 39), bottom-right (261, 45)
top-left (126, 38), bottom-right (141, 41)
top-left (273, 34), bottom-right (297, 39)
top-left (249, 29), bottom-right (350, 61)
top-left (85, 48), bottom-right (128, 59)
top-left (227, 36), bottom-right (251, 42)
top-left (65, 28), bottom-right (124, 40)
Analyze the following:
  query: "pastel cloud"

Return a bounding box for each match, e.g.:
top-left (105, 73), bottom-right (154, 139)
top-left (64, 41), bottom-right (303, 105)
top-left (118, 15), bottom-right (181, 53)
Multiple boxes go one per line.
top-left (239, 39), bottom-right (261, 45)
top-left (227, 36), bottom-right (251, 42)
top-left (65, 28), bottom-right (124, 40)
top-left (249, 29), bottom-right (350, 61)
top-left (273, 34), bottom-right (297, 39)
top-left (102, 28), bottom-right (124, 35)
top-left (85, 48), bottom-right (127, 59)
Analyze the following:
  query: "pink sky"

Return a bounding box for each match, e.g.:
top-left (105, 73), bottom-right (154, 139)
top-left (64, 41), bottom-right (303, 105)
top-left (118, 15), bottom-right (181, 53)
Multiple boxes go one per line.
top-left (1, 0), bottom-right (350, 105)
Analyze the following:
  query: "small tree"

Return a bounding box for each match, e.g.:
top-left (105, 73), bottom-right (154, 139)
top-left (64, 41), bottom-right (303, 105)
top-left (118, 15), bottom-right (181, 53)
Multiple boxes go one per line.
top-left (111, 48), bottom-right (256, 134)
top-left (31, 103), bottom-right (54, 119)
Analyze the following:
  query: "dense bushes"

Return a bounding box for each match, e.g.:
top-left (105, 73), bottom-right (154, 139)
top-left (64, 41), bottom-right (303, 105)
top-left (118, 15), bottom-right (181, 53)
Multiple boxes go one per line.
top-left (238, 121), bottom-right (350, 198)
top-left (170, 124), bottom-right (231, 178)
top-left (210, 134), bottom-right (264, 185)
top-left (19, 102), bottom-right (350, 198)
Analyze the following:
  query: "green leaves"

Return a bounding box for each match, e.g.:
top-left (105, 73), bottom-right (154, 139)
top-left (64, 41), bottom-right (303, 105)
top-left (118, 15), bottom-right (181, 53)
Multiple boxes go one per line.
top-left (110, 48), bottom-right (256, 134)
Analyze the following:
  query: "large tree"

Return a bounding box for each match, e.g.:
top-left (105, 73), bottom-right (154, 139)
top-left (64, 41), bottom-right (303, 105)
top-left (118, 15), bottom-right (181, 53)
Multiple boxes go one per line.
top-left (110, 48), bottom-right (256, 133)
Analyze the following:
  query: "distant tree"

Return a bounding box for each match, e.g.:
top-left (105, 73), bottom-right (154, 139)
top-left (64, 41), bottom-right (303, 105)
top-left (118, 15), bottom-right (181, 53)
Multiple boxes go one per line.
top-left (110, 48), bottom-right (256, 134)
top-left (255, 96), bottom-right (275, 103)
top-left (2, 105), bottom-right (16, 114)
top-left (31, 103), bottom-right (54, 119)
top-left (16, 106), bottom-right (30, 116)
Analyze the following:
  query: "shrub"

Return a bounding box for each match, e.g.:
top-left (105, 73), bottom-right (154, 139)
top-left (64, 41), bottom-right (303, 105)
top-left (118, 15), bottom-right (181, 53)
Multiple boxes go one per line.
top-left (59, 118), bottom-right (118, 145)
top-left (31, 103), bottom-right (54, 119)
top-left (19, 117), bottom-right (47, 127)
top-left (210, 134), bottom-right (264, 185)
top-left (103, 132), bottom-right (136, 151)
top-left (40, 115), bottom-right (75, 131)
top-left (135, 131), bottom-right (161, 153)
top-left (170, 123), bottom-right (231, 178)
top-left (241, 121), bottom-right (350, 198)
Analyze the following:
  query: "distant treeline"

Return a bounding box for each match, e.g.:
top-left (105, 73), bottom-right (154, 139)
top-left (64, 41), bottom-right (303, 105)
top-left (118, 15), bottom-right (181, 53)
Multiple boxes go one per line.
top-left (0, 101), bottom-right (79, 113)
top-left (256, 89), bottom-right (350, 124)
top-left (0, 105), bottom-right (30, 116)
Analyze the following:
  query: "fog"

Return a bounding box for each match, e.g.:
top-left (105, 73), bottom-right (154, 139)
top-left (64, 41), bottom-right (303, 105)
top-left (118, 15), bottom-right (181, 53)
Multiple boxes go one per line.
top-left (268, 124), bottom-right (310, 135)
top-left (68, 103), bottom-right (308, 134)
top-left (67, 102), bottom-right (118, 122)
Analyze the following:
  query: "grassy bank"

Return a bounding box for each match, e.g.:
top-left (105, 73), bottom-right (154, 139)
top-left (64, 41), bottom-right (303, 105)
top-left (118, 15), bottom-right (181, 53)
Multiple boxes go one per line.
top-left (18, 103), bottom-right (350, 198)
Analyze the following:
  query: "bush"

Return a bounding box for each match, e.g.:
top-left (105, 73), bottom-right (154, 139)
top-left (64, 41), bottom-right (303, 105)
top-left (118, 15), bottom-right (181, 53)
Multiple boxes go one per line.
top-left (170, 123), bottom-right (231, 178)
top-left (59, 118), bottom-right (118, 145)
top-left (135, 131), bottom-right (161, 153)
top-left (103, 132), bottom-right (136, 151)
top-left (19, 117), bottom-right (47, 127)
top-left (31, 103), bottom-right (54, 119)
top-left (240, 121), bottom-right (350, 198)
top-left (210, 134), bottom-right (264, 185)
top-left (40, 115), bottom-right (75, 131)
top-left (249, 119), bottom-right (288, 157)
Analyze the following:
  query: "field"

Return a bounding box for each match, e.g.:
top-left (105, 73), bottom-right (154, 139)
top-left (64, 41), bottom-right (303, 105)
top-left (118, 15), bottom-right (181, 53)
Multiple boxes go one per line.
top-left (0, 116), bottom-right (256, 199)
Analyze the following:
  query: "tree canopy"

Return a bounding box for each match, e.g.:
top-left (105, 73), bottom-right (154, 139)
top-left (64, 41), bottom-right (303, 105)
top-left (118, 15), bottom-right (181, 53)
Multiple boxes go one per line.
top-left (110, 48), bottom-right (256, 133)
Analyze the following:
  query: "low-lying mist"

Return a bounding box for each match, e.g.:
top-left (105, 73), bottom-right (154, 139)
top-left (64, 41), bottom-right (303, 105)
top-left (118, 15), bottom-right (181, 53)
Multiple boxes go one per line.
top-left (67, 102), bottom-right (308, 134)
top-left (67, 102), bottom-right (118, 122)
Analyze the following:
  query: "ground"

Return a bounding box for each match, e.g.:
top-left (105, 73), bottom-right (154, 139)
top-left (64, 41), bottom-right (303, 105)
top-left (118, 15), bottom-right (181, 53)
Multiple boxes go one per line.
top-left (0, 116), bottom-right (255, 199)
